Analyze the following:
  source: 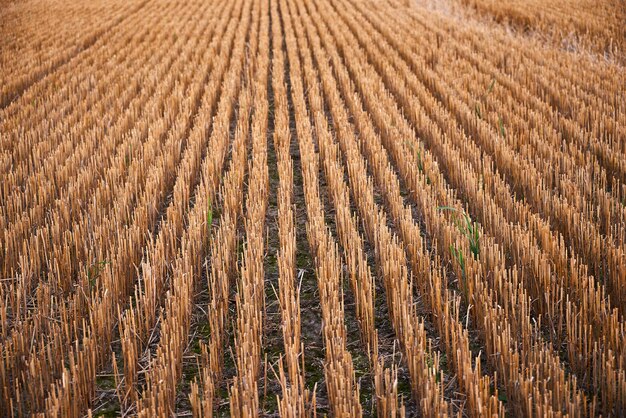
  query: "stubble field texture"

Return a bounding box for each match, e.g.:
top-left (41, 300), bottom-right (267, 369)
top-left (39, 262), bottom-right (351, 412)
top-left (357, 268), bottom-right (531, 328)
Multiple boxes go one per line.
top-left (1, 0), bottom-right (625, 416)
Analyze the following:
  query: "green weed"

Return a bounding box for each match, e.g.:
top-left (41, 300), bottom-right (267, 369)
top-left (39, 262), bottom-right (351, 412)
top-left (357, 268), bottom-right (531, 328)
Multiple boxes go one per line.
top-left (498, 392), bottom-right (508, 403)
top-left (438, 206), bottom-right (480, 259)
top-left (405, 140), bottom-right (431, 184)
top-left (207, 199), bottom-right (213, 226)
top-left (87, 260), bottom-right (110, 289)
top-left (438, 206), bottom-right (480, 299)
top-left (475, 78), bottom-right (495, 119)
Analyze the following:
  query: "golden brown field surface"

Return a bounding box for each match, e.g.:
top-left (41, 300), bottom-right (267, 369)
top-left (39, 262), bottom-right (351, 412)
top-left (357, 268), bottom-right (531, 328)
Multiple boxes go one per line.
top-left (1, 0), bottom-right (625, 416)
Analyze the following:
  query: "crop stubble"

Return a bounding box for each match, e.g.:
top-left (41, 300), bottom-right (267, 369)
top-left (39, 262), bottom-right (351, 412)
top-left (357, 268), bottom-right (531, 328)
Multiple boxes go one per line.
top-left (1, 0), bottom-right (625, 416)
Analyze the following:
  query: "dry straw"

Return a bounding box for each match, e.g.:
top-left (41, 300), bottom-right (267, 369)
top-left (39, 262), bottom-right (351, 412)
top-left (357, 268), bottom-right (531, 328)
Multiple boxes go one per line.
top-left (1, 0), bottom-right (624, 415)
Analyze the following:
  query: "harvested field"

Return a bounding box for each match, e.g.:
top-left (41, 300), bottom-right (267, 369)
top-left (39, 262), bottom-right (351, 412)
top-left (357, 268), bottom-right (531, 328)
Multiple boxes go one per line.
top-left (1, 0), bottom-right (625, 416)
